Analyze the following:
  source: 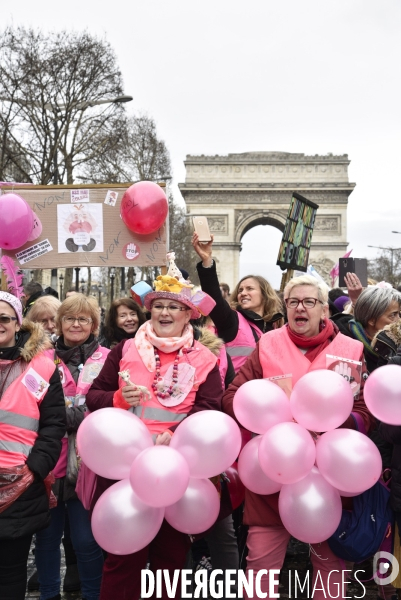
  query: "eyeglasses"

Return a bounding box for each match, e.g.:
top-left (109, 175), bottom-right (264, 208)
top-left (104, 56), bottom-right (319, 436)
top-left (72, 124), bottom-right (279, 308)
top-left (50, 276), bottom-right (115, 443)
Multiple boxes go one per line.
top-left (284, 298), bottom-right (323, 309)
top-left (62, 316), bottom-right (93, 325)
top-left (0, 315), bottom-right (18, 324)
top-left (151, 304), bottom-right (189, 313)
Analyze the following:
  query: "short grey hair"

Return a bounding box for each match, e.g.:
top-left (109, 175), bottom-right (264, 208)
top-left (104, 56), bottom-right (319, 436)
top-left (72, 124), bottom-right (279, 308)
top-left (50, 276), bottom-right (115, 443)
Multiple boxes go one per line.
top-left (284, 275), bottom-right (328, 304)
top-left (354, 287), bottom-right (401, 328)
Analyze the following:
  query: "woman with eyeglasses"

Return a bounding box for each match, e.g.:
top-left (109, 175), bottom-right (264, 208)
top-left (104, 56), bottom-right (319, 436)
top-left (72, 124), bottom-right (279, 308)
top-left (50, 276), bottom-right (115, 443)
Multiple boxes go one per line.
top-left (0, 291), bottom-right (65, 600)
top-left (192, 233), bottom-right (283, 373)
top-left (86, 275), bottom-right (223, 600)
top-left (223, 275), bottom-right (375, 599)
top-left (101, 298), bottom-right (146, 349)
top-left (35, 294), bottom-right (108, 600)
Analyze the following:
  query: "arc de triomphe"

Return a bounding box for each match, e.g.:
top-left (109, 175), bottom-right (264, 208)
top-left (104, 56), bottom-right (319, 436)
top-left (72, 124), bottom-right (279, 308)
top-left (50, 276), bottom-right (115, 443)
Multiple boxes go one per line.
top-left (178, 152), bottom-right (355, 287)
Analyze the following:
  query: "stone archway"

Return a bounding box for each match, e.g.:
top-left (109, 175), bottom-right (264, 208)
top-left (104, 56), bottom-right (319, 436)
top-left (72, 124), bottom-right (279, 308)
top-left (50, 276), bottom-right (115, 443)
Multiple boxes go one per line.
top-left (179, 152), bottom-right (354, 287)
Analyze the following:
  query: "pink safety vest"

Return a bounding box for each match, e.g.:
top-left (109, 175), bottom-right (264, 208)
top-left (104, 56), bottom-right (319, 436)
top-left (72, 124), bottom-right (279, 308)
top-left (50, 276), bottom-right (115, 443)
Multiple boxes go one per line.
top-left (259, 327), bottom-right (365, 431)
top-left (44, 346), bottom-right (110, 478)
top-left (217, 346), bottom-right (228, 389)
top-left (259, 326), bottom-right (363, 384)
top-left (0, 354), bottom-right (56, 468)
top-left (119, 339), bottom-right (217, 435)
top-left (225, 311), bottom-right (261, 372)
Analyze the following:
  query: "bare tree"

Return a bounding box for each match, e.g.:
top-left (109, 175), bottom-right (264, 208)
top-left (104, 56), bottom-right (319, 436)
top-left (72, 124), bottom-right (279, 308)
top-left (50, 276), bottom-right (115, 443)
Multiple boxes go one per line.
top-left (0, 26), bottom-right (126, 184)
top-left (168, 196), bottom-right (199, 284)
top-left (369, 249), bottom-right (401, 288)
top-left (79, 113), bottom-right (171, 184)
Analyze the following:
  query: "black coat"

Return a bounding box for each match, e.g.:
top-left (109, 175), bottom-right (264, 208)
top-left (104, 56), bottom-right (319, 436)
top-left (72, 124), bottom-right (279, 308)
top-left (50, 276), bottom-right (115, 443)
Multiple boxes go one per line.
top-left (0, 321), bottom-right (66, 540)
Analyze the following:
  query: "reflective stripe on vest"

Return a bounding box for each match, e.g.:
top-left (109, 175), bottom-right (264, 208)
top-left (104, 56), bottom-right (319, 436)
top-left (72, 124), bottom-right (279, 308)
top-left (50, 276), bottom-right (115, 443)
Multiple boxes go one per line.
top-left (226, 346), bottom-right (255, 357)
top-left (0, 409), bottom-right (39, 432)
top-left (130, 406), bottom-right (187, 423)
top-left (0, 440), bottom-right (33, 455)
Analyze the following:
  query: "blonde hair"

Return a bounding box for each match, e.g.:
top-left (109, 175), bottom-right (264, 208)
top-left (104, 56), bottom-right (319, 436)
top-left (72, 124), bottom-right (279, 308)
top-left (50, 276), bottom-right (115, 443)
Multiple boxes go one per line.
top-left (284, 275), bottom-right (329, 304)
top-left (28, 295), bottom-right (61, 323)
top-left (56, 293), bottom-right (100, 336)
top-left (230, 275), bottom-right (283, 321)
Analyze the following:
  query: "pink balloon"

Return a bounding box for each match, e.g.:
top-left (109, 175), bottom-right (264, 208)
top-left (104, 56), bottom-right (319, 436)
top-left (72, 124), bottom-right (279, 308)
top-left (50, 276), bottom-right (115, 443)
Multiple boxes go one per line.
top-left (0, 193), bottom-right (34, 249)
top-left (316, 429), bottom-right (382, 494)
top-left (279, 467), bottom-right (342, 544)
top-left (170, 410), bottom-right (242, 479)
top-left (238, 436), bottom-right (282, 495)
top-left (364, 364), bottom-right (401, 425)
top-left (165, 478), bottom-right (220, 534)
top-left (258, 422), bottom-right (316, 484)
top-left (290, 370), bottom-right (354, 432)
top-left (233, 379), bottom-right (292, 434)
top-left (120, 181), bottom-right (168, 235)
top-left (129, 446), bottom-right (190, 507)
top-left (92, 479), bottom-right (164, 554)
top-left (77, 408), bottom-right (153, 479)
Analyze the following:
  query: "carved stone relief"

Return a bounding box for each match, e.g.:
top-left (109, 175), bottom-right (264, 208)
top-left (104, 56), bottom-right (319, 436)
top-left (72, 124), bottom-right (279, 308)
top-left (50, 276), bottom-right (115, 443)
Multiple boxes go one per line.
top-left (205, 215), bottom-right (228, 234)
top-left (314, 216), bottom-right (341, 234)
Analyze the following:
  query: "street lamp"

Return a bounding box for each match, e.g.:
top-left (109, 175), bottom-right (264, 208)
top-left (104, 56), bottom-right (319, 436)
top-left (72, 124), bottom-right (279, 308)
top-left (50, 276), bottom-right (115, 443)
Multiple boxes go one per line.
top-left (98, 284), bottom-right (103, 305)
top-left (110, 268), bottom-right (116, 302)
top-left (0, 94), bottom-right (133, 184)
top-left (368, 245), bottom-right (401, 285)
top-left (75, 267), bottom-right (80, 292)
top-left (59, 273), bottom-right (64, 300)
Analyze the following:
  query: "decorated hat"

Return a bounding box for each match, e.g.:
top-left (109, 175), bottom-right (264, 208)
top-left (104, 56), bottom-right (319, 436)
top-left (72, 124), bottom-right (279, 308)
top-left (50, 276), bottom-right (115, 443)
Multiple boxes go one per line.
top-left (143, 252), bottom-right (216, 319)
top-left (0, 291), bottom-right (23, 324)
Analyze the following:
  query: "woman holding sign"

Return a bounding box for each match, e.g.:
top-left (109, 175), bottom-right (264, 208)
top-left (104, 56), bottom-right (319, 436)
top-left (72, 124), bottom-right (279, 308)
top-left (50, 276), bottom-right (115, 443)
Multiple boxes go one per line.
top-left (0, 291), bottom-right (65, 600)
top-left (192, 233), bottom-right (283, 372)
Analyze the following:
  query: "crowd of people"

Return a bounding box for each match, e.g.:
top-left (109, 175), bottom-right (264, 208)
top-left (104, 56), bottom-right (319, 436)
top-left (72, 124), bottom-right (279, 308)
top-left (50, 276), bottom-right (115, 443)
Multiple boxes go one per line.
top-left (1, 242), bottom-right (401, 600)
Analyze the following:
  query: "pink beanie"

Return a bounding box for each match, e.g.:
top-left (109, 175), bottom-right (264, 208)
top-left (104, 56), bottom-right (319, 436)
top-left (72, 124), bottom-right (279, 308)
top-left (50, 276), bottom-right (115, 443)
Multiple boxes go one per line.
top-left (0, 291), bottom-right (23, 324)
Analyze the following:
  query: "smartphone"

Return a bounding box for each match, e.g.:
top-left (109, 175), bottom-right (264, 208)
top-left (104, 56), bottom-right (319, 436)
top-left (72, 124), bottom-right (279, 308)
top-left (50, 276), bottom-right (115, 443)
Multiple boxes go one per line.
top-left (192, 216), bottom-right (211, 242)
top-left (339, 258), bottom-right (368, 287)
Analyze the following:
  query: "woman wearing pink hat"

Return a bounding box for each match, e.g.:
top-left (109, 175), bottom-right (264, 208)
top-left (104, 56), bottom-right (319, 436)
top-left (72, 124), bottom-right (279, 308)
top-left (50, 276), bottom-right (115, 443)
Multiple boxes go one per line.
top-left (86, 274), bottom-right (223, 600)
top-left (0, 291), bottom-right (65, 600)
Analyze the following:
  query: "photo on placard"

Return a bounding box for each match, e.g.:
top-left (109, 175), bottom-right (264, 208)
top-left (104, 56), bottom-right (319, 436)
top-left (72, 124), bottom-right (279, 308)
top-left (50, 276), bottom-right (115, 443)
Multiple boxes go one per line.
top-left (104, 190), bottom-right (118, 206)
top-left (57, 203), bottom-right (104, 253)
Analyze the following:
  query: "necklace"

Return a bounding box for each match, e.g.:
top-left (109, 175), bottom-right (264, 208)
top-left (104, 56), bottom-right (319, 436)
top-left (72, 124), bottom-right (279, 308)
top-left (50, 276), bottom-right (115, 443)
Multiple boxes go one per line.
top-left (151, 347), bottom-right (180, 399)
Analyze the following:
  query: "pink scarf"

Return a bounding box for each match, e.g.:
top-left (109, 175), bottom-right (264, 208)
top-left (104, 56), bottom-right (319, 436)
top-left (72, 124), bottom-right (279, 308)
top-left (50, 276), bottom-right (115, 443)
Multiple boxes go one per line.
top-left (134, 320), bottom-right (194, 372)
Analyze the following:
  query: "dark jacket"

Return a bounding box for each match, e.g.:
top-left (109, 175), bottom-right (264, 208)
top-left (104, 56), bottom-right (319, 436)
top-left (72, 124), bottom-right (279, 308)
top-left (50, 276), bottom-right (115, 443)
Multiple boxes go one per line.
top-left (86, 332), bottom-right (223, 510)
top-left (0, 320), bottom-right (66, 540)
top-left (196, 260), bottom-right (282, 343)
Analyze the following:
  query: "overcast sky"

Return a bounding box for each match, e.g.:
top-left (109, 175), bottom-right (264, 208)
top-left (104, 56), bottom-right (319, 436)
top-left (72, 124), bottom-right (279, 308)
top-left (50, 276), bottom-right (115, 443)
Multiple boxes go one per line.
top-left (5, 0), bottom-right (401, 287)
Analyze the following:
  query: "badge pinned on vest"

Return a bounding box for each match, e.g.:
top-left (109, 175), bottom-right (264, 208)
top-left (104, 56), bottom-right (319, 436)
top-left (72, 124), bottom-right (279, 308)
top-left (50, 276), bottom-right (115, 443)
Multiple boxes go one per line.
top-left (326, 355), bottom-right (362, 399)
top-left (156, 363), bottom-right (196, 407)
top-left (80, 362), bottom-right (103, 384)
top-left (21, 367), bottom-right (50, 400)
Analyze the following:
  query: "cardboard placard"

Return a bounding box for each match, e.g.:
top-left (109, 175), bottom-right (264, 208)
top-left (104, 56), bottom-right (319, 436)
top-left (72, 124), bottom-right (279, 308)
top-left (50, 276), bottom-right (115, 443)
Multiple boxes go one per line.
top-left (276, 192), bottom-right (319, 272)
top-left (0, 184), bottom-right (167, 268)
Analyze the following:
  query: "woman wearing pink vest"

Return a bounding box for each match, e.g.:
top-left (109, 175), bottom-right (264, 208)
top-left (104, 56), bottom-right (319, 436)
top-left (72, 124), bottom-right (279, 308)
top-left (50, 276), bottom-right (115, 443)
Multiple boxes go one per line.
top-left (223, 275), bottom-right (376, 600)
top-left (192, 233), bottom-right (283, 372)
top-left (0, 291), bottom-right (66, 600)
top-left (35, 294), bottom-right (108, 600)
top-left (86, 274), bottom-right (223, 600)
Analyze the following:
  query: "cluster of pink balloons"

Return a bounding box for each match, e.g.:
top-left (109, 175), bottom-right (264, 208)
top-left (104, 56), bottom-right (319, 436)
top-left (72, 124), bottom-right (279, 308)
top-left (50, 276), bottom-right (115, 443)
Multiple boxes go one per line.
top-left (120, 181), bottom-right (168, 235)
top-left (77, 408), bottom-right (242, 554)
top-left (0, 193), bottom-right (36, 249)
top-left (234, 370), bottom-right (382, 543)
